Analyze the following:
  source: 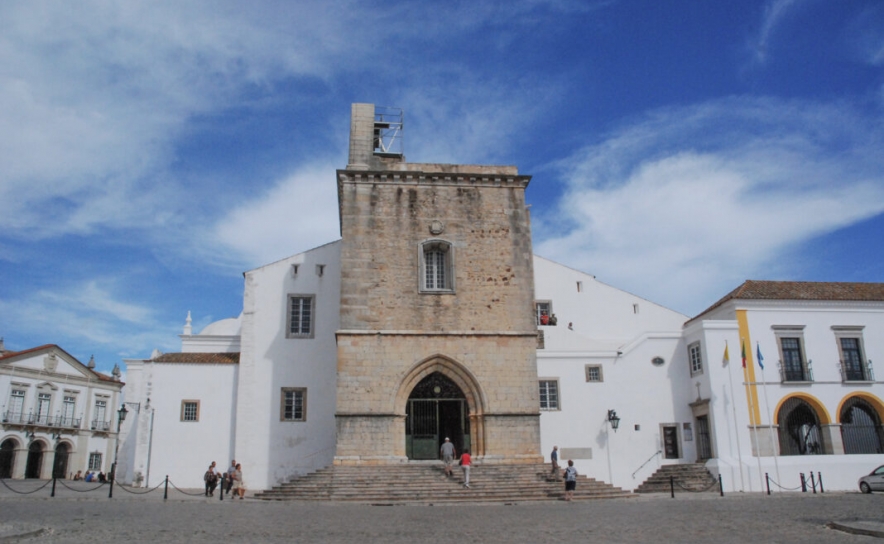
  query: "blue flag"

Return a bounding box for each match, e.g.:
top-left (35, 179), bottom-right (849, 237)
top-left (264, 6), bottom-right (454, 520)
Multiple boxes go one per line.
top-left (756, 342), bottom-right (764, 370)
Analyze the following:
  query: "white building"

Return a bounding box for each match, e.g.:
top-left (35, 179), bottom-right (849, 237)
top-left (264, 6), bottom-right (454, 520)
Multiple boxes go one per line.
top-left (118, 105), bottom-right (884, 494)
top-left (0, 342), bottom-right (124, 480)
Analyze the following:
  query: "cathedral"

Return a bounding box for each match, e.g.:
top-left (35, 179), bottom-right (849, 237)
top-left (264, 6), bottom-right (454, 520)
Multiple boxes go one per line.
top-left (116, 104), bottom-right (884, 493)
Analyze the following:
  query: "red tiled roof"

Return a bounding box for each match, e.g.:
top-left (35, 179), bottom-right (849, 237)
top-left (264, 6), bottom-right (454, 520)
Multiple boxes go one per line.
top-left (152, 352), bottom-right (240, 364)
top-left (692, 280), bottom-right (884, 321)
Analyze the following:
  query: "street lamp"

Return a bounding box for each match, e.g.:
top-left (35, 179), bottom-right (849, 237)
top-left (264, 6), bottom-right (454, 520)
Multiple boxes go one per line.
top-left (108, 405), bottom-right (128, 498)
top-left (607, 409), bottom-right (621, 432)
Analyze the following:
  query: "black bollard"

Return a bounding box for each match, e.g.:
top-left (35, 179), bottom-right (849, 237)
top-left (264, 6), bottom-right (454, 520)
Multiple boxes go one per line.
top-left (164, 475), bottom-right (169, 500)
top-left (220, 474), bottom-right (225, 501)
top-left (817, 472), bottom-right (824, 493)
top-left (108, 472), bottom-right (114, 499)
top-left (810, 472), bottom-right (816, 494)
top-left (51, 476), bottom-right (56, 498)
top-left (719, 474), bottom-right (724, 497)
top-left (765, 472), bottom-right (771, 495)
top-left (800, 473), bottom-right (807, 493)
top-left (670, 475), bottom-right (675, 498)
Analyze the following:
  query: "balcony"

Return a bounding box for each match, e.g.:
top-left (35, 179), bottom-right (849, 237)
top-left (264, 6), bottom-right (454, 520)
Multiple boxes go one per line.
top-left (778, 359), bottom-right (814, 383)
top-left (840, 359), bottom-right (875, 382)
top-left (1, 411), bottom-right (82, 430)
top-left (90, 419), bottom-right (111, 432)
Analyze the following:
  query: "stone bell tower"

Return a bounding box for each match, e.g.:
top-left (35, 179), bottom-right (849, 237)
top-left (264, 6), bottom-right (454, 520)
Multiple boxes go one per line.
top-left (334, 103), bottom-right (542, 465)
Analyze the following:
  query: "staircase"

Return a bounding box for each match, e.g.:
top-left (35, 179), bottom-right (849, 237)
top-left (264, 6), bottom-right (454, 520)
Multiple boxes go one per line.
top-left (255, 463), bottom-right (633, 503)
top-left (634, 463), bottom-right (719, 493)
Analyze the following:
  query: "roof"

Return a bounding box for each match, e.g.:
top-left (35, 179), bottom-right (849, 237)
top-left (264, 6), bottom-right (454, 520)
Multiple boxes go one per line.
top-left (0, 344), bottom-right (119, 382)
top-left (152, 352), bottom-right (240, 364)
top-left (692, 280), bottom-right (884, 321)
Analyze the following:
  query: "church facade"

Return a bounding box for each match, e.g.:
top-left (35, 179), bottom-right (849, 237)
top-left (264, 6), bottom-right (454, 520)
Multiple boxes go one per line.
top-left (117, 104), bottom-right (884, 493)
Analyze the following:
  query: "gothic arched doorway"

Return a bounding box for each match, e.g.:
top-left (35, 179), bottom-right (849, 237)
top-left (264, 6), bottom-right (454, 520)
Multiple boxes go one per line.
top-left (53, 443), bottom-right (70, 479)
top-left (406, 372), bottom-right (470, 460)
top-left (778, 398), bottom-right (824, 455)
top-left (25, 442), bottom-right (43, 479)
top-left (0, 439), bottom-right (16, 478)
top-left (841, 397), bottom-right (884, 454)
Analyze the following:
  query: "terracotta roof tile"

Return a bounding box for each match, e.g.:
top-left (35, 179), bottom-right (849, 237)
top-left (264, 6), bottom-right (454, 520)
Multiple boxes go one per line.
top-left (152, 352), bottom-right (240, 364)
top-left (692, 280), bottom-right (884, 321)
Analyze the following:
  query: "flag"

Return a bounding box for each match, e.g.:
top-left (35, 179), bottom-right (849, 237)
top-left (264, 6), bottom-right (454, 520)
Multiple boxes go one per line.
top-left (756, 342), bottom-right (764, 370)
top-left (723, 344), bottom-right (730, 367)
top-left (741, 340), bottom-right (747, 368)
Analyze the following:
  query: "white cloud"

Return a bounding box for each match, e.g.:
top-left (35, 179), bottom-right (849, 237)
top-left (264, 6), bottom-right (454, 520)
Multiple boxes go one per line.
top-left (750, 0), bottom-right (805, 65)
top-left (534, 96), bottom-right (884, 315)
top-left (212, 162), bottom-right (342, 267)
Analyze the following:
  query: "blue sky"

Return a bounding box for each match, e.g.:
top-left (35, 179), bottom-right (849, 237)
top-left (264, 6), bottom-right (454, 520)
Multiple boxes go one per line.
top-left (2, 0), bottom-right (883, 373)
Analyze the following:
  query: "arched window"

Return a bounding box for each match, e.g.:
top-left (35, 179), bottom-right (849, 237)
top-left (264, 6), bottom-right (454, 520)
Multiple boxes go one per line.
top-left (420, 240), bottom-right (454, 293)
top-left (841, 397), bottom-right (884, 454)
top-left (777, 398), bottom-right (825, 455)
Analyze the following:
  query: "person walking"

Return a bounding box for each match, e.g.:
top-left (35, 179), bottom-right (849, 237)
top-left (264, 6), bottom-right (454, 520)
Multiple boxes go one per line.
top-left (460, 448), bottom-right (472, 488)
top-left (440, 437), bottom-right (456, 477)
top-left (550, 446), bottom-right (560, 480)
top-left (563, 460), bottom-right (577, 501)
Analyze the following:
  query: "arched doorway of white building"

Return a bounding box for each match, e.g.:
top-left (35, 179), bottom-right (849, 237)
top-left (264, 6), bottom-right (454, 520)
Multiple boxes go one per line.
top-left (53, 442), bottom-right (70, 479)
top-left (0, 438), bottom-right (16, 478)
top-left (25, 441), bottom-right (44, 479)
top-left (405, 372), bottom-right (470, 459)
top-left (840, 396), bottom-right (884, 454)
top-left (777, 397), bottom-right (825, 455)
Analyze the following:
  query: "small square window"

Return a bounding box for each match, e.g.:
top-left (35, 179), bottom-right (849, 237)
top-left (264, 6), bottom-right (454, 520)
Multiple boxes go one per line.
top-left (585, 365), bottom-right (604, 382)
top-left (688, 342), bottom-right (703, 376)
top-left (281, 388), bottom-right (306, 421)
top-left (287, 295), bottom-right (315, 339)
top-left (535, 301), bottom-right (552, 326)
top-left (88, 452), bottom-right (102, 471)
top-left (539, 380), bottom-right (559, 411)
top-left (181, 400), bottom-right (200, 422)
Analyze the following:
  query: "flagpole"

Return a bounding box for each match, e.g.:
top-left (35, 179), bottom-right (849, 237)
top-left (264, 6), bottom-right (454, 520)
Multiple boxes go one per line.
top-left (757, 342), bottom-right (781, 487)
top-left (743, 339), bottom-right (764, 492)
top-left (725, 341), bottom-right (746, 491)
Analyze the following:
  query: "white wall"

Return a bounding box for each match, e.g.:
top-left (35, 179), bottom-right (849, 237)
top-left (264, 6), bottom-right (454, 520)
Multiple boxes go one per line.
top-left (235, 241), bottom-right (341, 490)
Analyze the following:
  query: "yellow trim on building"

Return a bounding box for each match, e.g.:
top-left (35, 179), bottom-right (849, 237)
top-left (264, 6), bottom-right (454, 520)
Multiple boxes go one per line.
top-left (736, 310), bottom-right (761, 425)
top-left (773, 392), bottom-right (832, 425)
top-left (836, 392), bottom-right (884, 424)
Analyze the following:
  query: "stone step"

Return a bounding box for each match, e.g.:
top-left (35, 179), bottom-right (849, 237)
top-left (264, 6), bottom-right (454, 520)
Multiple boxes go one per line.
top-left (255, 463), bottom-right (634, 503)
top-left (635, 463), bottom-right (719, 493)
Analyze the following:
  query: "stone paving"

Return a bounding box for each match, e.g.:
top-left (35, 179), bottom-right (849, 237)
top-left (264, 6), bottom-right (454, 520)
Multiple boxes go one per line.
top-left (0, 480), bottom-right (882, 543)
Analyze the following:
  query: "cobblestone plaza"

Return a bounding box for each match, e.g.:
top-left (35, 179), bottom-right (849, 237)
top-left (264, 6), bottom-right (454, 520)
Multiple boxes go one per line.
top-left (1, 483), bottom-right (882, 543)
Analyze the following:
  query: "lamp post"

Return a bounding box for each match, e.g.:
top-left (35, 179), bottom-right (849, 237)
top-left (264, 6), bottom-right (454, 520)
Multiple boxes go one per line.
top-left (607, 410), bottom-right (620, 432)
top-left (108, 405), bottom-right (128, 498)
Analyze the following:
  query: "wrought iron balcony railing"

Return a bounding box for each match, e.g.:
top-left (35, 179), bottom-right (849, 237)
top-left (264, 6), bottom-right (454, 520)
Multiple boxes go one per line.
top-left (1, 411), bottom-right (82, 429)
top-left (90, 419), bottom-right (111, 431)
top-left (778, 359), bottom-right (814, 383)
top-left (840, 359), bottom-right (875, 382)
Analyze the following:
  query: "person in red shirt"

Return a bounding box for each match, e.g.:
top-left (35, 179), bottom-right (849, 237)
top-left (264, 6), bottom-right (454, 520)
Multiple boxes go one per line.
top-left (460, 449), bottom-right (472, 488)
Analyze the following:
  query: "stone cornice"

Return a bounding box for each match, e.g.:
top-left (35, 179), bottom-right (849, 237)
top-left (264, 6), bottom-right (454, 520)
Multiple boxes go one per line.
top-left (337, 170), bottom-right (531, 189)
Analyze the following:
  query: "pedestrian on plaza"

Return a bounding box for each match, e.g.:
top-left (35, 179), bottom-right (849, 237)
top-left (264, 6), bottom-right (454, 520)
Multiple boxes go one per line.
top-left (550, 445), bottom-right (560, 480)
top-left (563, 460), bottom-right (577, 501)
top-left (73, 470), bottom-right (82, 481)
top-left (84, 471), bottom-right (93, 482)
top-left (205, 461), bottom-right (219, 496)
top-left (225, 459), bottom-right (236, 494)
top-left (98, 471), bottom-right (107, 483)
top-left (460, 448), bottom-right (472, 489)
top-left (440, 437), bottom-right (456, 477)
top-left (231, 463), bottom-right (245, 499)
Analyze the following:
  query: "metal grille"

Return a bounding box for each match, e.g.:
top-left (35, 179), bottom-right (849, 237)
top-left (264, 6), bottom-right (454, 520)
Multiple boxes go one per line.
top-left (778, 398), bottom-right (824, 455)
top-left (0, 439), bottom-right (14, 479)
top-left (841, 397), bottom-right (884, 454)
top-left (696, 416), bottom-right (712, 460)
top-left (405, 372), bottom-right (468, 460)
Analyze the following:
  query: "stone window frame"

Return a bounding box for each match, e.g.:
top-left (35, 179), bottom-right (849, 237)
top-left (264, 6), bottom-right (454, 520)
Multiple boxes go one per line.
top-left (831, 326), bottom-right (869, 381)
top-left (280, 388), bottom-right (307, 422)
top-left (585, 364), bottom-right (604, 383)
top-left (772, 325), bottom-right (811, 382)
top-left (286, 294), bottom-right (316, 339)
top-left (688, 341), bottom-right (703, 376)
top-left (539, 379), bottom-right (560, 411)
top-left (180, 400), bottom-right (200, 422)
top-left (88, 452), bottom-right (102, 471)
top-left (418, 239), bottom-right (455, 294)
